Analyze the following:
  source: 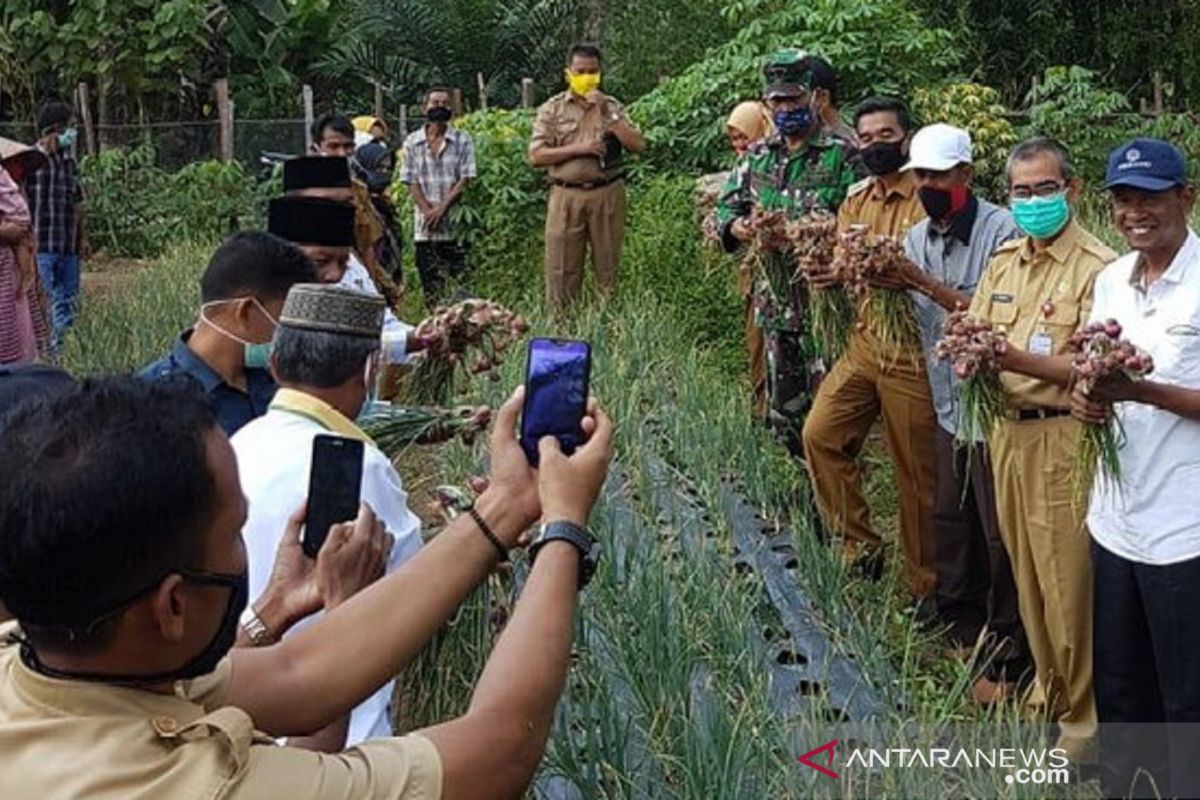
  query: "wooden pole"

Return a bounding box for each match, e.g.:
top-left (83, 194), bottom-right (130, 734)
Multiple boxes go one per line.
top-left (476, 72), bottom-right (488, 111)
top-left (303, 84), bottom-right (314, 152)
top-left (451, 88), bottom-right (464, 118)
top-left (1153, 70), bottom-right (1164, 115)
top-left (77, 82), bottom-right (97, 156)
top-left (521, 77), bottom-right (534, 109)
top-left (398, 104), bottom-right (408, 137)
top-left (374, 80), bottom-right (384, 120)
top-left (215, 79), bottom-right (233, 163)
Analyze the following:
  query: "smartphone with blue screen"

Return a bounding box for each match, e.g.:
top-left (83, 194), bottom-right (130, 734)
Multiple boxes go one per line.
top-left (519, 338), bottom-right (591, 466)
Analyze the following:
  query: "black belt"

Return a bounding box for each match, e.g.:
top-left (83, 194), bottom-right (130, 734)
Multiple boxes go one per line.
top-left (1012, 407), bottom-right (1072, 422)
top-left (552, 174), bottom-right (624, 190)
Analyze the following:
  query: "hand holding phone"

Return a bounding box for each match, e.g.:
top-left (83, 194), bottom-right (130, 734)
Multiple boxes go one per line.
top-left (519, 338), bottom-right (591, 467)
top-left (303, 435), bottom-right (365, 558)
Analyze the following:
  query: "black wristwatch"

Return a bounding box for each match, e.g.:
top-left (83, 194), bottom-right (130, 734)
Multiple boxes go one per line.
top-left (529, 520), bottom-right (600, 590)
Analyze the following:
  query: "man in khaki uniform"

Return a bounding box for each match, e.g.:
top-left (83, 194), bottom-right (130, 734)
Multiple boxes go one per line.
top-left (969, 138), bottom-right (1117, 761)
top-left (530, 43), bottom-right (644, 310)
top-left (801, 96), bottom-right (936, 596)
top-left (0, 372), bottom-right (614, 798)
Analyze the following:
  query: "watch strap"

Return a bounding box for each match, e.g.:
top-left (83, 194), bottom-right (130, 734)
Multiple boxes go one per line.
top-left (239, 604), bottom-right (277, 647)
top-left (531, 520), bottom-right (598, 589)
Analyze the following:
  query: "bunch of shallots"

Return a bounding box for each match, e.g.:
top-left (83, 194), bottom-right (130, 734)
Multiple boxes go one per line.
top-left (360, 404), bottom-right (492, 458)
top-left (1068, 319), bottom-right (1154, 498)
top-left (785, 213), bottom-right (853, 359)
top-left (935, 311), bottom-right (1010, 448)
top-left (407, 299), bottom-right (529, 404)
top-left (832, 226), bottom-right (920, 360)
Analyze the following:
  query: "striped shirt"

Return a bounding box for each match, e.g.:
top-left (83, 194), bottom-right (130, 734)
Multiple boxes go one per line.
top-left (399, 126), bottom-right (476, 242)
top-left (24, 149), bottom-right (82, 255)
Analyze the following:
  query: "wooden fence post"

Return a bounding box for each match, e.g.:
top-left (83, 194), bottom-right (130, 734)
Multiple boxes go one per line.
top-left (1153, 70), bottom-right (1165, 115)
top-left (451, 88), bottom-right (464, 118)
top-left (76, 82), bottom-right (97, 156)
top-left (521, 78), bottom-right (534, 109)
top-left (374, 80), bottom-right (384, 120)
top-left (215, 79), bottom-right (233, 163)
top-left (303, 85), bottom-right (314, 152)
top-left (398, 104), bottom-right (408, 137)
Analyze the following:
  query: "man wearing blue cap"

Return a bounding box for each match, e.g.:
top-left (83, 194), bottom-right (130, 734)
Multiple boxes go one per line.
top-left (967, 136), bottom-right (1117, 762)
top-left (1070, 137), bottom-right (1200, 798)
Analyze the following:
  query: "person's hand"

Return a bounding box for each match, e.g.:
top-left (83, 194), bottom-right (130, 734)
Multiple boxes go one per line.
top-left (574, 140), bottom-right (607, 158)
top-left (731, 217), bottom-right (755, 242)
top-left (538, 397), bottom-right (613, 527)
top-left (583, 89), bottom-right (604, 107)
top-left (478, 387), bottom-right (542, 542)
top-left (253, 505), bottom-right (322, 632)
top-left (1070, 380), bottom-right (1112, 425)
top-left (316, 503), bottom-right (392, 609)
top-left (805, 264), bottom-right (840, 290)
top-left (424, 203), bottom-right (447, 232)
top-left (1086, 371), bottom-right (1138, 405)
top-left (863, 256), bottom-right (918, 291)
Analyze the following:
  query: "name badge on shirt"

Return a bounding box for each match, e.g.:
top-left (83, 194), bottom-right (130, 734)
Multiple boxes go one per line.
top-left (991, 293), bottom-right (1014, 304)
top-left (1028, 332), bottom-right (1054, 356)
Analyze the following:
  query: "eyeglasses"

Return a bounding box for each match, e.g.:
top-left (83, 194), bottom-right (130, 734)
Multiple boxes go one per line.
top-left (1010, 181), bottom-right (1065, 200)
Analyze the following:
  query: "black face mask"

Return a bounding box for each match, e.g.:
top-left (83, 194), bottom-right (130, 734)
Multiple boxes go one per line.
top-left (859, 141), bottom-right (907, 176)
top-left (426, 106), bottom-right (452, 124)
top-left (21, 568), bottom-right (249, 686)
top-left (918, 185), bottom-right (971, 222)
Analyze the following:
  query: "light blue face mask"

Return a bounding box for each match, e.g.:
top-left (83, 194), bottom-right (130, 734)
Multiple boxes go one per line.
top-left (1011, 192), bottom-right (1070, 239)
top-left (199, 298), bottom-right (278, 369)
top-left (57, 128), bottom-right (78, 149)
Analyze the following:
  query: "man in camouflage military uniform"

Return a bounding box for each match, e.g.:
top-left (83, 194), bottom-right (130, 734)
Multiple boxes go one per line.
top-left (715, 49), bottom-right (857, 458)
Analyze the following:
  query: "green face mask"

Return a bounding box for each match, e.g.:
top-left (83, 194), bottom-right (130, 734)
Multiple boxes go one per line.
top-left (1011, 192), bottom-right (1070, 239)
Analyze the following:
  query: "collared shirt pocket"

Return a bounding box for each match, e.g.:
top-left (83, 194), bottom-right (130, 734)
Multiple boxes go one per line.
top-left (1157, 321), bottom-right (1200, 386)
top-left (986, 297), bottom-right (1019, 333)
top-left (1037, 300), bottom-right (1080, 354)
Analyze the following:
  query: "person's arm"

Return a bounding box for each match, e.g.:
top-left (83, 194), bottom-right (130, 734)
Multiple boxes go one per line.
top-left (224, 388), bottom-right (547, 736)
top-left (1079, 373), bottom-right (1200, 424)
top-left (418, 404), bottom-right (612, 800)
top-left (714, 161), bottom-right (755, 254)
top-left (996, 349), bottom-right (1074, 387)
top-left (903, 264), bottom-right (974, 312)
top-left (599, 97), bottom-right (644, 153)
top-left (529, 103), bottom-right (604, 167)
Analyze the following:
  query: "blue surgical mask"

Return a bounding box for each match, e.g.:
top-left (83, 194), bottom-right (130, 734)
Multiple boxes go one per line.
top-left (1011, 192), bottom-right (1070, 240)
top-left (773, 107), bottom-right (814, 137)
top-left (57, 128), bottom-right (78, 149)
top-left (199, 298), bottom-right (278, 369)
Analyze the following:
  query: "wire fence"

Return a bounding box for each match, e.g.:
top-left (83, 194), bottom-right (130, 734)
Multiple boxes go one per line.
top-left (0, 116), bottom-right (429, 172)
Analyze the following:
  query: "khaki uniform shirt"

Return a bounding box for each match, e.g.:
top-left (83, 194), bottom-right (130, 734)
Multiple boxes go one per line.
top-left (0, 629), bottom-right (442, 800)
top-left (529, 90), bottom-right (631, 184)
top-left (835, 171), bottom-right (925, 237)
top-left (968, 219), bottom-right (1117, 409)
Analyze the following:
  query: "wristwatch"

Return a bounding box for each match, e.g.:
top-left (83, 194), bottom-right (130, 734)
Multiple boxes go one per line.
top-left (529, 520), bottom-right (600, 590)
top-left (239, 604), bottom-right (277, 647)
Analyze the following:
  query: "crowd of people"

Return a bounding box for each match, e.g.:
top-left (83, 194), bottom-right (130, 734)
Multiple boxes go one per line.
top-left (714, 48), bottom-right (1200, 799)
top-left (0, 38), bottom-right (1197, 800)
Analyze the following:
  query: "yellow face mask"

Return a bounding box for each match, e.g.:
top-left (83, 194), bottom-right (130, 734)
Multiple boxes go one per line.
top-left (565, 69), bottom-right (602, 97)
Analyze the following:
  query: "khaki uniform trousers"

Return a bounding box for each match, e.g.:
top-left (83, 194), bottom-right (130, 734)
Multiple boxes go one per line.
top-left (990, 415), bottom-right (1095, 759)
top-left (544, 181), bottom-right (626, 310)
top-left (737, 263), bottom-right (767, 417)
top-left (801, 328), bottom-right (938, 597)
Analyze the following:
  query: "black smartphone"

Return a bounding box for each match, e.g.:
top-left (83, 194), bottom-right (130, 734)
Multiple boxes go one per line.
top-left (303, 434), bottom-right (365, 558)
top-left (520, 338), bottom-right (592, 466)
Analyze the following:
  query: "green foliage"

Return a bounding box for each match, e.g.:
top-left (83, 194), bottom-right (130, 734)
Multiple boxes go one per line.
top-left (1021, 66), bottom-right (1137, 186)
top-left (629, 0), bottom-right (961, 171)
top-left (912, 83), bottom-right (1017, 201)
top-left (81, 146), bottom-right (253, 258)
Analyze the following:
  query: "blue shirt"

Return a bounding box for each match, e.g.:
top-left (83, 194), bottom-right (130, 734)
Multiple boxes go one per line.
top-left (140, 332), bottom-right (277, 435)
top-left (904, 198), bottom-right (1020, 436)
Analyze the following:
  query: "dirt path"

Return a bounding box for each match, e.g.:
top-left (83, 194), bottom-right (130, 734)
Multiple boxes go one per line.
top-left (79, 255), bottom-right (151, 300)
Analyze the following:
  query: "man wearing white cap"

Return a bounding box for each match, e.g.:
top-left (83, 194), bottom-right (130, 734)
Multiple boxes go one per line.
top-left (864, 123), bottom-right (1028, 703)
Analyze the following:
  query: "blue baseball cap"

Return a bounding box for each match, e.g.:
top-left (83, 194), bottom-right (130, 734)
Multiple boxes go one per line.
top-left (1103, 137), bottom-right (1189, 192)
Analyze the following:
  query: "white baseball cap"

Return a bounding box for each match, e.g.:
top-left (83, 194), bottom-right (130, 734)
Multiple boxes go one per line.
top-left (902, 123), bottom-right (973, 171)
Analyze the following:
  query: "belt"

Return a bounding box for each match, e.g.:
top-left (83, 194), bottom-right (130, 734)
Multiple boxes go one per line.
top-left (1010, 407), bottom-right (1072, 422)
top-left (552, 174), bottom-right (624, 190)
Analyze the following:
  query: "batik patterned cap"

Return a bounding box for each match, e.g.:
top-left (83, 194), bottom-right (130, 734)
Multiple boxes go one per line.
top-left (279, 283), bottom-right (384, 339)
